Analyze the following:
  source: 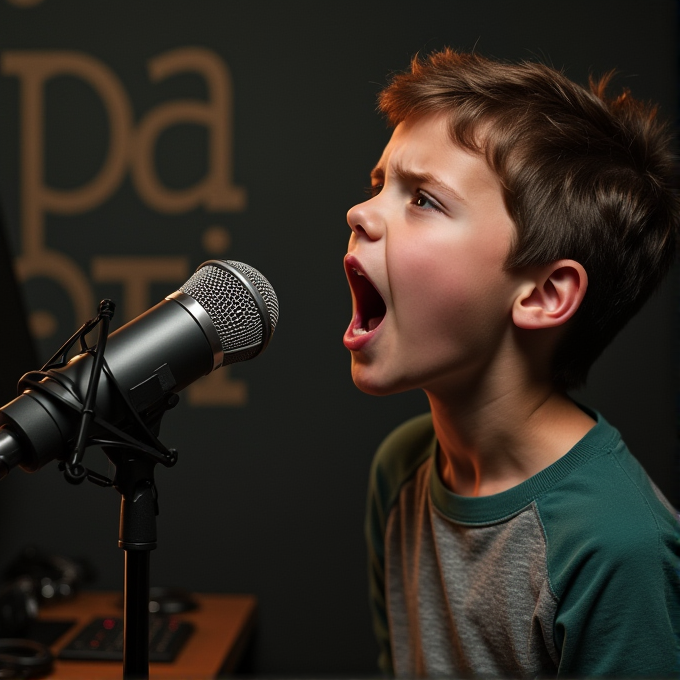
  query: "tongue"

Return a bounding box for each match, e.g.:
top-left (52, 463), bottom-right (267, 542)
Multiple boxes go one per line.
top-left (367, 317), bottom-right (382, 331)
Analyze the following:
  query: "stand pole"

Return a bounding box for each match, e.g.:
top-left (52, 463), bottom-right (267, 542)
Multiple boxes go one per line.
top-left (113, 454), bottom-right (159, 680)
top-left (123, 551), bottom-right (150, 679)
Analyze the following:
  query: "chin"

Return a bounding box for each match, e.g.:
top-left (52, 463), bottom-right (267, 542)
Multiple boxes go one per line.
top-left (350, 363), bottom-right (413, 397)
top-left (352, 381), bottom-right (396, 397)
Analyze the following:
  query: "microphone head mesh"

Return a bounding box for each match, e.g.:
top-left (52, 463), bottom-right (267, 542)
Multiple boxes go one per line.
top-left (222, 260), bottom-right (279, 333)
top-left (179, 260), bottom-right (278, 365)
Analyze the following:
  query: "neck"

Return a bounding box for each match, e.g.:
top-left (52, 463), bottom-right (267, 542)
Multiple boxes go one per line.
top-left (426, 378), bottom-right (594, 497)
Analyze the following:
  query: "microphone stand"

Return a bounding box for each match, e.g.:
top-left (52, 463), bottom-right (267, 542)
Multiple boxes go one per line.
top-left (21, 299), bottom-right (180, 680)
top-left (103, 394), bottom-right (177, 679)
top-left (108, 448), bottom-right (158, 679)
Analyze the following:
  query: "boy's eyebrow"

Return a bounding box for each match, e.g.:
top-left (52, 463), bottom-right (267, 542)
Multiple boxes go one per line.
top-left (369, 167), bottom-right (384, 183)
top-left (371, 163), bottom-right (466, 202)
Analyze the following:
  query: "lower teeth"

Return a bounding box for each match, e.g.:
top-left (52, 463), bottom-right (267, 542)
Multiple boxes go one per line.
top-left (353, 317), bottom-right (382, 336)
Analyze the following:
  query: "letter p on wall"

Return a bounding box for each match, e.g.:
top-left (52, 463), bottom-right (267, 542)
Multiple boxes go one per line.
top-left (2, 47), bottom-right (245, 247)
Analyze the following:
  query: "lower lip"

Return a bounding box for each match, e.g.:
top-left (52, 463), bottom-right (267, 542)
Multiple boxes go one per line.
top-left (343, 318), bottom-right (381, 351)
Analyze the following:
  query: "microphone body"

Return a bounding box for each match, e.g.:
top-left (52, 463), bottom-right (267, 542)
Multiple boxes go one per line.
top-left (0, 260), bottom-right (278, 478)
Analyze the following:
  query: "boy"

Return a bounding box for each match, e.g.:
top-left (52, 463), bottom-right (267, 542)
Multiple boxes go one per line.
top-left (343, 50), bottom-right (680, 677)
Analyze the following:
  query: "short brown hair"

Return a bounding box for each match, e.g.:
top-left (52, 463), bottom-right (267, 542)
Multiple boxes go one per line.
top-left (379, 49), bottom-right (679, 388)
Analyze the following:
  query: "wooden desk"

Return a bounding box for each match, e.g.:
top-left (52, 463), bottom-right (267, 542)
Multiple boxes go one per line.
top-left (38, 591), bottom-right (257, 679)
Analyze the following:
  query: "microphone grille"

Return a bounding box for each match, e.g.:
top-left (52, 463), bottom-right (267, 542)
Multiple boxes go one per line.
top-left (222, 260), bottom-right (279, 333)
top-left (179, 260), bottom-right (278, 364)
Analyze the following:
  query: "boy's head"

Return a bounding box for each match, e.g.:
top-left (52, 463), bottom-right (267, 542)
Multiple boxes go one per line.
top-left (345, 112), bottom-right (526, 397)
top-left (374, 49), bottom-right (679, 389)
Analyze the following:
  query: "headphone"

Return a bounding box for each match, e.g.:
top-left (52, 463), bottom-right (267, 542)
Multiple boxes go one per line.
top-left (0, 640), bottom-right (52, 679)
top-left (0, 547), bottom-right (94, 678)
top-left (2, 547), bottom-right (93, 604)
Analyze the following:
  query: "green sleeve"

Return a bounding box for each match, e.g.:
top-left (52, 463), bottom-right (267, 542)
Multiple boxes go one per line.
top-left (539, 447), bottom-right (680, 677)
top-left (364, 414), bottom-right (434, 675)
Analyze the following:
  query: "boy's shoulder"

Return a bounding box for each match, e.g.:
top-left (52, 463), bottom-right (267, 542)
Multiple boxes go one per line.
top-left (374, 412), bottom-right (434, 463)
top-left (536, 409), bottom-right (677, 535)
top-left (535, 411), bottom-right (679, 578)
top-left (367, 413), bottom-right (435, 527)
top-left (371, 413), bottom-right (434, 486)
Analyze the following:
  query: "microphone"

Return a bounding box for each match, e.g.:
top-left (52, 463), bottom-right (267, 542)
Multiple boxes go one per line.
top-left (0, 259), bottom-right (279, 480)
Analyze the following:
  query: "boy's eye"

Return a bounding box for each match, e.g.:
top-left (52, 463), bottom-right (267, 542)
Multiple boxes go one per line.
top-left (365, 184), bottom-right (383, 198)
top-left (413, 191), bottom-right (440, 211)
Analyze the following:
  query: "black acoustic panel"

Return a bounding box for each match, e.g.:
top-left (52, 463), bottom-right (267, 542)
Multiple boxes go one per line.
top-left (0, 197), bottom-right (37, 405)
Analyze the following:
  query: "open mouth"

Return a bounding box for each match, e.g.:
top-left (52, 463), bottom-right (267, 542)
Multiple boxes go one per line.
top-left (347, 264), bottom-right (387, 335)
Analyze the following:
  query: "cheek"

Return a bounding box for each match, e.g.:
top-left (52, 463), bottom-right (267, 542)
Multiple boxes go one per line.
top-left (391, 244), bottom-right (513, 339)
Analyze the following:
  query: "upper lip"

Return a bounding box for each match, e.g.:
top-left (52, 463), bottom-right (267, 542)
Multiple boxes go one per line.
top-left (344, 253), bottom-right (368, 280)
top-left (344, 254), bottom-right (377, 291)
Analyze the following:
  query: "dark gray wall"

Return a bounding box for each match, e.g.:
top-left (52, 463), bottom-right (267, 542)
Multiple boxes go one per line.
top-left (0, 0), bottom-right (677, 674)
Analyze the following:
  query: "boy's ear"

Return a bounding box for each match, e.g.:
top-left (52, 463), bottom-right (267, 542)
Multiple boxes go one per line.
top-left (512, 260), bottom-right (588, 329)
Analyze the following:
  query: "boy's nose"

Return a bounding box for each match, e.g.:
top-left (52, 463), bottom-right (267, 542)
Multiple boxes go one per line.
top-left (347, 200), bottom-right (383, 240)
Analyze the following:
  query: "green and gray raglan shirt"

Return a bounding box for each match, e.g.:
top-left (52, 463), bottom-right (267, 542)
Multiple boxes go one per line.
top-left (366, 409), bottom-right (680, 677)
